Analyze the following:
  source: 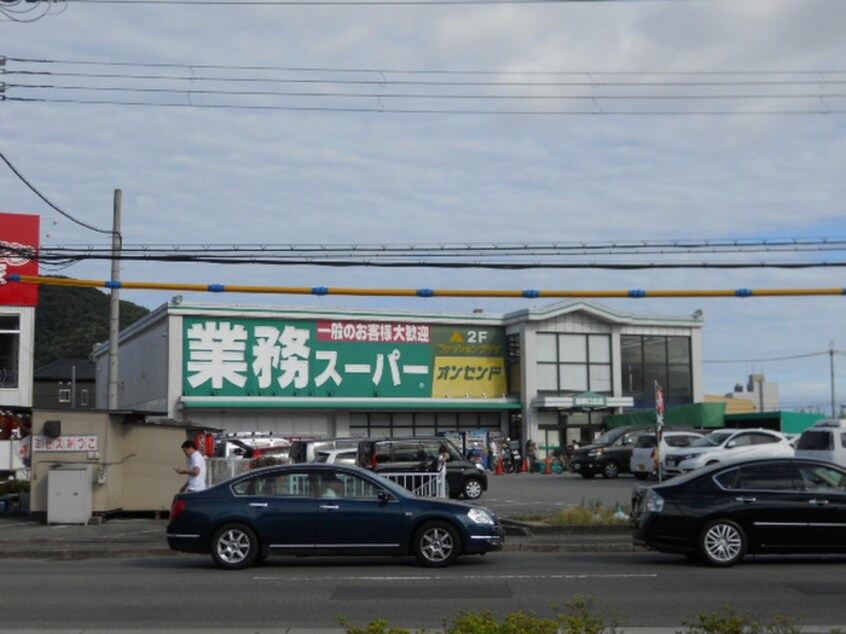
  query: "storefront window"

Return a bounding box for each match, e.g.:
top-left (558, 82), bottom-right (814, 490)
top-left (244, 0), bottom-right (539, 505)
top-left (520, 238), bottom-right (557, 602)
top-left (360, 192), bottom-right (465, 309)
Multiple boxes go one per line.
top-left (621, 335), bottom-right (692, 409)
top-left (0, 315), bottom-right (20, 389)
top-left (536, 332), bottom-right (611, 395)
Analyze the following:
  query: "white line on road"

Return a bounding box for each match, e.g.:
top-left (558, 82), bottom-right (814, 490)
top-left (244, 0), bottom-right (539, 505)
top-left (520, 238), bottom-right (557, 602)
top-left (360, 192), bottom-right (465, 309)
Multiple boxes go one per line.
top-left (252, 573), bottom-right (657, 582)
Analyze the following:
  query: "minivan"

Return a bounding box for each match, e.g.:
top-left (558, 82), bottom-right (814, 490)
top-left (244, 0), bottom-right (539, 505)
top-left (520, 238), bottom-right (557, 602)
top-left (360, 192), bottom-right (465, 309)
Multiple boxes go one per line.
top-left (795, 419), bottom-right (846, 467)
top-left (357, 436), bottom-right (488, 500)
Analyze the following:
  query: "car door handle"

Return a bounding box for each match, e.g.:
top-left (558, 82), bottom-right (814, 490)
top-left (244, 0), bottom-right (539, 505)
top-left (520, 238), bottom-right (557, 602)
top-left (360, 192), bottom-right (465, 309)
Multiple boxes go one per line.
top-left (809, 498), bottom-right (830, 506)
top-left (249, 502), bottom-right (268, 508)
top-left (735, 496), bottom-right (757, 503)
top-left (319, 504), bottom-right (340, 510)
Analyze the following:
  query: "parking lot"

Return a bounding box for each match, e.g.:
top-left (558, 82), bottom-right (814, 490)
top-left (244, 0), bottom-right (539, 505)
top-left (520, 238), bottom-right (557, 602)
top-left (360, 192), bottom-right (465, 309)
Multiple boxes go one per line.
top-left (473, 467), bottom-right (641, 518)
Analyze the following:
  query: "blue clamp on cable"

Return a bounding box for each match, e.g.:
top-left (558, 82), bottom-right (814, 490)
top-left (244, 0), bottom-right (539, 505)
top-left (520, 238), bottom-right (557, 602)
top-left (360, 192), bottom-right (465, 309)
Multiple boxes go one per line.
top-left (311, 287), bottom-right (329, 296)
top-left (417, 288), bottom-right (435, 297)
top-left (628, 290), bottom-right (647, 298)
top-left (735, 288), bottom-right (753, 297)
top-left (522, 290), bottom-right (540, 298)
top-left (105, 280), bottom-right (122, 289)
top-left (8, 274), bottom-right (21, 282)
top-left (208, 284), bottom-right (225, 293)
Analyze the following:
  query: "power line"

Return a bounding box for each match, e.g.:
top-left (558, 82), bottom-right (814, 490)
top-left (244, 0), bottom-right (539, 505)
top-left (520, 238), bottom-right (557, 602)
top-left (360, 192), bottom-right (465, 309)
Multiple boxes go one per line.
top-left (6, 58), bottom-right (846, 115)
top-left (704, 350), bottom-right (846, 364)
top-left (0, 149), bottom-right (114, 236)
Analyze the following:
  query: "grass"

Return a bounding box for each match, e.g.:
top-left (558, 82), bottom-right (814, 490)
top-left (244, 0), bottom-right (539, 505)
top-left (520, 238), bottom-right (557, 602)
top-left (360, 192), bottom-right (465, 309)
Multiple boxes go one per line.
top-left (510, 498), bottom-right (630, 526)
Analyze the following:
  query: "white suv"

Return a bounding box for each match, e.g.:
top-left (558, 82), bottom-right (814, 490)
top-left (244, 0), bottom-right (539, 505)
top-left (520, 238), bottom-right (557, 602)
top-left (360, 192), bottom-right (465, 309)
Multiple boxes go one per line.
top-left (663, 428), bottom-right (794, 475)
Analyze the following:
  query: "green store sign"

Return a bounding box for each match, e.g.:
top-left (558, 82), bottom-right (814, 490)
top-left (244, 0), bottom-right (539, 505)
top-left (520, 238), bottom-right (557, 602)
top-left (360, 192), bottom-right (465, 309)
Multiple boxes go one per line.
top-left (182, 317), bottom-right (507, 399)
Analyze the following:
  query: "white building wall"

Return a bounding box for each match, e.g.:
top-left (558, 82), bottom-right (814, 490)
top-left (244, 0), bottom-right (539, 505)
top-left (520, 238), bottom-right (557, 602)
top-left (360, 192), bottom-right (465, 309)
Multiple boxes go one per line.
top-left (0, 306), bottom-right (34, 408)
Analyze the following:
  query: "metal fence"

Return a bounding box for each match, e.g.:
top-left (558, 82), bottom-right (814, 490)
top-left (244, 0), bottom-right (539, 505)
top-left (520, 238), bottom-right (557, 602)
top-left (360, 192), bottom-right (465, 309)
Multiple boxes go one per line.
top-left (205, 458), bottom-right (447, 498)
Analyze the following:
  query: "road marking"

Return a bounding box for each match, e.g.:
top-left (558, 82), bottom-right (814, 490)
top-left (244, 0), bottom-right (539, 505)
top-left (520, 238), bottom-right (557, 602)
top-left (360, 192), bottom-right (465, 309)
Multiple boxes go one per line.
top-left (253, 573), bottom-right (657, 582)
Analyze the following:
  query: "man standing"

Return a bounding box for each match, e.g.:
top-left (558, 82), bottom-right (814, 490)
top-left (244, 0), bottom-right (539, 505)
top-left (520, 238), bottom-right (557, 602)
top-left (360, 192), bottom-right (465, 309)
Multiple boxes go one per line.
top-left (175, 440), bottom-right (207, 493)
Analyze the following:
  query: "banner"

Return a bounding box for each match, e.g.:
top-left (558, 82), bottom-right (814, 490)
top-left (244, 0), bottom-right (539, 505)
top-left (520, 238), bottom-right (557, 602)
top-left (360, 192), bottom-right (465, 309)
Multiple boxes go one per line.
top-left (0, 212), bottom-right (40, 306)
top-left (182, 317), bottom-right (507, 400)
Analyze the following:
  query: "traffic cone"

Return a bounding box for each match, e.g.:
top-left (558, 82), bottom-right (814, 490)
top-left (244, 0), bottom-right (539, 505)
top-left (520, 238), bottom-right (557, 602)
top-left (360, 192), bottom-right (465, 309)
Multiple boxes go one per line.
top-left (544, 456), bottom-right (552, 475)
top-left (521, 457), bottom-right (529, 473)
top-left (495, 458), bottom-right (504, 476)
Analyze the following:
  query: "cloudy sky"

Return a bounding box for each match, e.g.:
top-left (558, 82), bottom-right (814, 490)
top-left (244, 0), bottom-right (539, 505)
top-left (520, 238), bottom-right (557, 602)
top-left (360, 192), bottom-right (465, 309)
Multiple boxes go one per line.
top-left (2, 0), bottom-right (845, 412)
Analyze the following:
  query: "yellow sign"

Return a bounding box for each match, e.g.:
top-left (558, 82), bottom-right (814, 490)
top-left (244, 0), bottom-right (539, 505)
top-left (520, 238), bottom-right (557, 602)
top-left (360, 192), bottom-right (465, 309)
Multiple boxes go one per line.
top-left (432, 357), bottom-right (507, 398)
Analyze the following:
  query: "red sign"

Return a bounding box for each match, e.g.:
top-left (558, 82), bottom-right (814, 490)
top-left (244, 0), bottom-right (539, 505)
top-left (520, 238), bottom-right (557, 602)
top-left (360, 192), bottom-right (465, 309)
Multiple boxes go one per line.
top-left (0, 212), bottom-right (40, 306)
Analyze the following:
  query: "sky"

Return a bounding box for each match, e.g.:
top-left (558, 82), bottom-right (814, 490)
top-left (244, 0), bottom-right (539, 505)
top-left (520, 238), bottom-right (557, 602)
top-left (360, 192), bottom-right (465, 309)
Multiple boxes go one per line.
top-left (1, 0), bottom-right (845, 414)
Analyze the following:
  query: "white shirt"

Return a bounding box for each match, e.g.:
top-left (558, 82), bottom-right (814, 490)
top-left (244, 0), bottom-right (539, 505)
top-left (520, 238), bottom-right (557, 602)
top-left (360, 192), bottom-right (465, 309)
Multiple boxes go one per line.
top-left (187, 451), bottom-right (207, 492)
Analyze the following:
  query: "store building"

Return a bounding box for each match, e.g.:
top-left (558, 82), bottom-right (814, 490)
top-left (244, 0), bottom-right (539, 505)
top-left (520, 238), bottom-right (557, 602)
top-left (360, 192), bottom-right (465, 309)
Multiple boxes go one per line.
top-left (92, 298), bottom-right (704, 457)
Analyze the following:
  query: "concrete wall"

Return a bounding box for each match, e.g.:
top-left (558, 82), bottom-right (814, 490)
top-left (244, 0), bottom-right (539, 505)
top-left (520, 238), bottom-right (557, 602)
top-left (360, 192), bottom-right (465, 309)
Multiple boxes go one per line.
top-left (29, 409), bottom-right (197, 517)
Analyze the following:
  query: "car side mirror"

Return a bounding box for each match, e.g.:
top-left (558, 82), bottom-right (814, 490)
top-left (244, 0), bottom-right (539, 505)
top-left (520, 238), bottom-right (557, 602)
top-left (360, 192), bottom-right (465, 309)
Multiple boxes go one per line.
top-left (726, 440), bottom-right (736, 449)
top-left (377, 490), bottom-right (393, 503)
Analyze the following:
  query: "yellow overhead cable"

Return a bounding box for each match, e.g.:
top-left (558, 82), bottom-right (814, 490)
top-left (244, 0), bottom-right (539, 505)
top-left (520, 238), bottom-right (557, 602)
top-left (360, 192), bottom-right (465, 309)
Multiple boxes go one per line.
top-left (8, 274), bottom-right (846, 299)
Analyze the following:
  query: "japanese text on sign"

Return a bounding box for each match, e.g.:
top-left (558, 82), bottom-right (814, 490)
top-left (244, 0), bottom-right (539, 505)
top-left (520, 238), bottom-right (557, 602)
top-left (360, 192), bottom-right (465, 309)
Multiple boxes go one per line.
top-left (32, 435), bottom-right (98, 452)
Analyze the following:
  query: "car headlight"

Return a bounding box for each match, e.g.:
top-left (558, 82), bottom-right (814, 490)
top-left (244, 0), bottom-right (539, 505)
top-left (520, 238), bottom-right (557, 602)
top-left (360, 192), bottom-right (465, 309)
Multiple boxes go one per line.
top-left (474, 463), bottom-right (485, 471)
top-left (467, 508), bottom-right (495, 525)
top-left (678, 453), bottom-right (698, 462)
top-left (644, 489), bottom-right (665, 513)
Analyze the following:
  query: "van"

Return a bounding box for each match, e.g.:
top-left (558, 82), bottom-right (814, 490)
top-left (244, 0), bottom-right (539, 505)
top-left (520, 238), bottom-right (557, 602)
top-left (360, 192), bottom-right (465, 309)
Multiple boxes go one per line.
top-left (288, 437), bottom-right (360, 464)
top-left (356, 436), bottom-right (488, 500)
top-left (795, 419), bottom-right (846, 466)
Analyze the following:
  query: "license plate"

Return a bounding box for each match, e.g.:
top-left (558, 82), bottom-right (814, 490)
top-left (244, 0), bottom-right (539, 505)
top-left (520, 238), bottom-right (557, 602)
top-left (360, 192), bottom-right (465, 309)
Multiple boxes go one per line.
top-left (572, 463), bottom-right (580, 470)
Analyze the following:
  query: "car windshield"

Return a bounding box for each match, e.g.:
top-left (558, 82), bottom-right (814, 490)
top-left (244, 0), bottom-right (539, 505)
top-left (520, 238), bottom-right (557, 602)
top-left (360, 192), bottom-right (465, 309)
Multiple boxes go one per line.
top-left (593, 428), bottom-right (627, 446)
top-left (691, 431), bottom-right (733, 448)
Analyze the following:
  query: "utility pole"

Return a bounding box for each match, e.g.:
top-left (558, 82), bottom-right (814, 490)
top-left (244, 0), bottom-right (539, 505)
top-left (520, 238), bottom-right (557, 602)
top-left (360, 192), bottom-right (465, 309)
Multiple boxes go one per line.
top-left (108, 189), bottom-right (122, 410)
top-left (830, 341), bottom-right (836, 419)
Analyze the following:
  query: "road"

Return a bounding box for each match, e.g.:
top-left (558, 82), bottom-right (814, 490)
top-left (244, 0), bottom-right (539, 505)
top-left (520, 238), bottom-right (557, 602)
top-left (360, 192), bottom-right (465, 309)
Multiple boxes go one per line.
top-left (2, 551), bottom-right (845, 631)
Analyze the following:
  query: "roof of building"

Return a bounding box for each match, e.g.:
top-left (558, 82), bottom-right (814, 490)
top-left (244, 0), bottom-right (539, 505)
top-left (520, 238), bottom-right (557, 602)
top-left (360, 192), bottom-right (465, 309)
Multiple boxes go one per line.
top-left (33, 359), bottom-right (96, 381)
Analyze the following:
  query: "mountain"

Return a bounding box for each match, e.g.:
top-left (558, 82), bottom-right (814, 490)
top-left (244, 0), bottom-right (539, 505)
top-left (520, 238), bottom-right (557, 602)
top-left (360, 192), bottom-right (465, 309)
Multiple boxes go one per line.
top-left (34, 284), bottom-right (150, 370)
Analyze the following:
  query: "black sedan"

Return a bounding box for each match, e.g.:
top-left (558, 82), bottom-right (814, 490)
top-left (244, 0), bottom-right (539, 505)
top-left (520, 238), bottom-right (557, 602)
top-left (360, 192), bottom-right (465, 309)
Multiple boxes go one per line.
top-left (631, 457), bottom-right (846, 567)
top-left (167, 463), bottom-right (504, 570)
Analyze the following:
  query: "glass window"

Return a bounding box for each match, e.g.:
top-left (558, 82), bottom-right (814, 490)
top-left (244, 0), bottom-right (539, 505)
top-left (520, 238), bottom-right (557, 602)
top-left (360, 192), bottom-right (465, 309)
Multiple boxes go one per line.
top-left (643, 337), bottom-right (667, 364)
top-left (318, 471), bottom-right (383, 499)
top-left (0, 315), bottom-right (20, 389)
top-left (714, 468), bottom-right (740, 490)
top-left (536, 333), bottom-right (557, 362)
top-left (667, 337), bottom-right (691, 364)
top-left (80, 389), bottom-right (89, 407)
top-left (232, 472), bottom-right (311, 497)
top-left (750, 433), bottom-right (779, 445)
top-left (589, 365), bottom-right (612, 392)
top-left (58, 389), bottom-right (71, 403)
top-left (558, 335), bottom-right (586, 363)
top-left (799, 464), bottom-right (846, 492)
top-left (559, 365), bottom-right (587, 392)
top-left (537, 364), bottom-right (558, 391)
top-left (589, 335), bottom-right (611, 363)
top-left (738, 464), bottom-right (797, 490)
top-left (797, 431), bottom-right (832, 451)
top-left (731, 434), bottom-right (754, 447)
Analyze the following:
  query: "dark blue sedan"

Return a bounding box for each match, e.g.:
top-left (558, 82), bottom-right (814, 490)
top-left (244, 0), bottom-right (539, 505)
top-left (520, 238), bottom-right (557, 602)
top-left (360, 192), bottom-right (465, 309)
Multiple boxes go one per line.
top-left (167, 463), bottom-right (504, 569)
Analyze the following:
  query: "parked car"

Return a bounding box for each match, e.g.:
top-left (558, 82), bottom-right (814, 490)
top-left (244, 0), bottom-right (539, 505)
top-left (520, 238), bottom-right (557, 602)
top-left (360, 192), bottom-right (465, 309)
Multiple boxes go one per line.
top-left (357, 437), bottom-right (488, 499)
top-left (167, 463), bottom-right (504, 570)
top-left (569, 426), bottom-right (652, 479)
top-left (663, 428), bottom-right (793, 475)
top-left (795, 419), bottom-right (846, 467)
top-left (629, 431), bottom-right (703, 480)
top-left (631, 457), bottom-right (846, 566)
top-left (288, 437), bottom-right (360, 464)
top-left (313, 448), bottom-right (357, 465)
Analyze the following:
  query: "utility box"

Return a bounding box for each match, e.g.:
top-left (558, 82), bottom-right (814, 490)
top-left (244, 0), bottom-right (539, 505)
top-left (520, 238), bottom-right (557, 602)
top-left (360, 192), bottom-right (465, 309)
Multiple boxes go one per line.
top-left (47, 465), bottom-right (93, 524)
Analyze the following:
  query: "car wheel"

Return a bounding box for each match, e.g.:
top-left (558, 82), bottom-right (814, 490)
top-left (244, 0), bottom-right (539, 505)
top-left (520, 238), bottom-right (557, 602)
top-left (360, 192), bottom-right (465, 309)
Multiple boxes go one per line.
top-left (412, 521), bottom-right (460, 567)
top-left (210, 523), bottom-right (260, 570)
top-left (633, 472), bottom-right (649, 481)
top-left (463, 477), bottom-right (483, 500)
top-left (698, 519), bottom-right (746, 567)
top-left (601, 461), bottom-right (620, 479)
